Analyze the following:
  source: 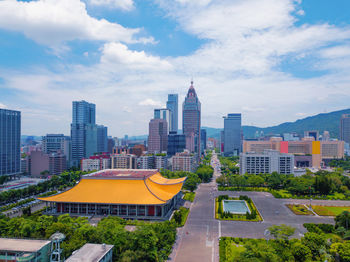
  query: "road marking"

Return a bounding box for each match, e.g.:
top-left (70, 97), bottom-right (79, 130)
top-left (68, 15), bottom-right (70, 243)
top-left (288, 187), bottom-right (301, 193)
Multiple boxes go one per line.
top-left (218, 220), bottom-right (221, 238)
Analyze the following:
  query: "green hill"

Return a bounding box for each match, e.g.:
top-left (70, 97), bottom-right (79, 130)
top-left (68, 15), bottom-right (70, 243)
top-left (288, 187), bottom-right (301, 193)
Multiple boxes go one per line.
top-left (203, 108), bottom-right (350, 139)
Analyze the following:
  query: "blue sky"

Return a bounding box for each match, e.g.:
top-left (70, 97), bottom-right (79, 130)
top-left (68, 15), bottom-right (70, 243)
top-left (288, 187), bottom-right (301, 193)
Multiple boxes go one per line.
top-left (0, 0), bottom-right (350, 136)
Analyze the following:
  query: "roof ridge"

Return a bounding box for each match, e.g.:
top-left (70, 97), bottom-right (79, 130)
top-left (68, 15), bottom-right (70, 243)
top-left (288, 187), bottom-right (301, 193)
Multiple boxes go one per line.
top-left (144, 178), bottom-right (167, 203)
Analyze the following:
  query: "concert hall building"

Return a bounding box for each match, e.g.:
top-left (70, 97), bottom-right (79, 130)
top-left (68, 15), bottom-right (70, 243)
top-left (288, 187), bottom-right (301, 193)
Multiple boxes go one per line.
top-left (38, 169), bottom-right (186, 220)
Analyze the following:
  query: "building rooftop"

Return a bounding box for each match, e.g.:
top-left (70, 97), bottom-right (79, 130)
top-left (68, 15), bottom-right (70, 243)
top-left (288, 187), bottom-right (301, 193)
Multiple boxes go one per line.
top-left (66, 243), bottom-right (114, 262)
top-left (84, 169), bottom-right (159, 179)
top-left (38, 170), bottom-right (186, 205)
top-left (0, 238), bottom-right (51, 252)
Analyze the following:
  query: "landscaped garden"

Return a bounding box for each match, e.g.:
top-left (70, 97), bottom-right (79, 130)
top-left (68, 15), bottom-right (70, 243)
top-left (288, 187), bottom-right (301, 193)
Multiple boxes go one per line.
top-left (220, 213), bottom-right (350, 262)
top-left (217, 156), bottom-right (350, 201)
top-left (286, 204), bottom-right (314, 216)
top-left (215, 195), bottom-right (262, 221)
top-left (171, 207), bottom-right (190, 227)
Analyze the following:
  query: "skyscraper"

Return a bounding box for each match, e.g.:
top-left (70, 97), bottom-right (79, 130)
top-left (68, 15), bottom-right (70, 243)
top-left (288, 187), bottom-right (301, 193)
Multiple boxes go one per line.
top-left (340, 114), bottom-right (350, 144)
top-left (182, 81), bottom-right (201, 156)
top-left (200, 129), bottom-right (207, 154)
top-left (223, 113), bottom-right (242, 156)
top-left (167, 131), bottom-right (186, 157)
top-left (0, 109), bottom-right (21, 176)
top-left (71, 100), bottom-right (97, 167)
top-left (166, 94), bottom-right (178, 133)
top-left (148, 118), bottom-right (168, 154)
top-left (97, 125), bottom-right (108, 153)
top-left (42, 134), bottom-right (71, 167)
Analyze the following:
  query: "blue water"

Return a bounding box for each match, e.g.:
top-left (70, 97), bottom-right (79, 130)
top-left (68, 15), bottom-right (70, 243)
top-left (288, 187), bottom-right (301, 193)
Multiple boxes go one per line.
top-left (223, 200), bottom-right (250, 214)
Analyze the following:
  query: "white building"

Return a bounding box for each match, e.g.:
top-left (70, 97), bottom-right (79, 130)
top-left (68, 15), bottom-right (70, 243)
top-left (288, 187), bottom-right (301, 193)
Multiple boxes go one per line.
top-left (240, 149), bottom-right (294, 175)
top-left (171, 151), bottom-right (197, 172)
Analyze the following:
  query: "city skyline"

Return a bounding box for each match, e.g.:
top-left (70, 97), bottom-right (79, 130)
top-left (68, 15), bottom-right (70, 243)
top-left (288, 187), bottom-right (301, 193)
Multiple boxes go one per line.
top-left (0, 1), bottom-right (350, 136)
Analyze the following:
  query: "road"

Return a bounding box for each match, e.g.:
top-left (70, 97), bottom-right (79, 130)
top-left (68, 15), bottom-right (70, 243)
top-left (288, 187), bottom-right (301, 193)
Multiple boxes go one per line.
top-left (170, 152), bottom-right (350, 262)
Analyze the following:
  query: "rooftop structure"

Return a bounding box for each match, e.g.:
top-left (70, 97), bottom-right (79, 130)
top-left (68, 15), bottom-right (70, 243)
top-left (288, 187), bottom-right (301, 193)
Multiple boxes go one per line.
top-left (66, 243), bottom-right (114, 262)
top-left (0, 238), bottom-right (51, 262)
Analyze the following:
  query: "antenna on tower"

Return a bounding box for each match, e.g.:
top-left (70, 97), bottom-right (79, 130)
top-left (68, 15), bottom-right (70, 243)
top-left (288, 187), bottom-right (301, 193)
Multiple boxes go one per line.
top-left (191, 75), bottom-right (193, 86)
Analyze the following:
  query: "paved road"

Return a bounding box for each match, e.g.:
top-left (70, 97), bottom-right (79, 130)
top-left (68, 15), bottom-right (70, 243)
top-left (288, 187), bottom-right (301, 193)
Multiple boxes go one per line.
top-left (170, 152), bottom-right (350, 262)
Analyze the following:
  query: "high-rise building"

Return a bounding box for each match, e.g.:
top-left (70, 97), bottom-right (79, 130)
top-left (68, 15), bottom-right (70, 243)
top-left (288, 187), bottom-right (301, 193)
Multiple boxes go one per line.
top-left (148, 119), bottom-right (168, 154)
top-left (154, 108), bottom-right (172, 133)
top-left (0, 109), bottom-right (21, 176)
top-left (200, 129), bottom-right (207, 154)
top-left (167, 131), bottom-right (186, 157)
top-left (171, 151), bottom-right (198, 172)
top-left (182, 81), bottom-right (201, 157)
top-left (97, 125), bottom-right (108, 153)
top-left (166, 94), bottom-right (178, 133)
top-left (340, 114), bottom-right (350, 144)
top-left (107, 137), bottom-right (116, 153)
top-left (71, 100), bottom-right (97, 167)
top-left (223, 113), bottom-right (242, 156)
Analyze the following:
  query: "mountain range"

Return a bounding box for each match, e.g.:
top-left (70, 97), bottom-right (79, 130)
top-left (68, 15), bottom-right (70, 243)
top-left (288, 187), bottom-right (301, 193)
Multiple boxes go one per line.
top-left (203, 108), bottom-right (350, 139)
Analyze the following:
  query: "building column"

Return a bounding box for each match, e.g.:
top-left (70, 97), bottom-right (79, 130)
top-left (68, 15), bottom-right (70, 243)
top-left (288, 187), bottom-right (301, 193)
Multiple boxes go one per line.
top-left (95, 204), bottom-right (97, 215)
top-left (69, 203), bottom-right (71, 214)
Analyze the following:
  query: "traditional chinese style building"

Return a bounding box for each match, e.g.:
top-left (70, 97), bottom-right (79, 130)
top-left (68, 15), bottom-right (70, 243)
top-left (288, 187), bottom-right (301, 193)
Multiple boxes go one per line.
top-left (38, 169), bottom-right (186, 220)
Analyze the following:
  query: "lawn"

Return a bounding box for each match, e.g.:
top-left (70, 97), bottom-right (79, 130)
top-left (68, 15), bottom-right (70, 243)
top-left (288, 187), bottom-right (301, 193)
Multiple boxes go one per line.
top-left (171, 207), bottom-right (190, 227)
top-left (183, 191), bottom-right (195, 202)
top-left (220, 237), bottom-right (246, 262)
top-left (312, 206), bottom-right (350, 216)
top-left (215, 196), bottom-right (262, 222)
top-left (286, 204), bottom-right (314, 215)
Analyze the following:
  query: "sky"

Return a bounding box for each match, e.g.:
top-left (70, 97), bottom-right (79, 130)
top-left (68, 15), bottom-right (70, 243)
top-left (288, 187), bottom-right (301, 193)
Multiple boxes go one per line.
top-left (1, 0), bottom-right (350, 137)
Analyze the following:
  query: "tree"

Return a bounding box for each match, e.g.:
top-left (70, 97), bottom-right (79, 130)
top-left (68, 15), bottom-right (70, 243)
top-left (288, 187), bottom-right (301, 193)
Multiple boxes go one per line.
top-left (268, 224), bottom-right (295, 241)
top-left (292, 242), bottom-right (312, 262)
top-left (301, 232), bottom-right (327, 260)
top-left (173, 210), bottom-right (182, 225)
top-left (335, 211), bottom-right (350, 230)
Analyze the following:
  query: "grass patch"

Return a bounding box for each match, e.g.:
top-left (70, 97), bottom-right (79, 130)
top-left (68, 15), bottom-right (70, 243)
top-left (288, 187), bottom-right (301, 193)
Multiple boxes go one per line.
top-left (312, 206), bottom-right (350, 216)
top-left (220, 237), bottom-right (246, 262)
top-left (183, 192), bottom-right (195, 202)
top-left (171, 207), bottom-right (189, 227)
top-left (215, 195), bottom-right (262, 222)
top-left (286, 204), bottom-right (314, 215)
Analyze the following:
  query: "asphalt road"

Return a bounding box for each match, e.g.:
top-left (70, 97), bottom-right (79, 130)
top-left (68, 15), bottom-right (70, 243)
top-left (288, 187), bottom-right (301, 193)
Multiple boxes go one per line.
top-left (170, 152), bottom-right (350, 262)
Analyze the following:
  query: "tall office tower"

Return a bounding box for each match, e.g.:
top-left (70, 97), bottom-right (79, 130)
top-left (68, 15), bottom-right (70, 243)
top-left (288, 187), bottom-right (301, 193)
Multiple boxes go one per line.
top-left (200, 129), bottom-right (207, 154)
top-left (223, 113), bottom-right (242, 156)
top-left (154, 108), bottom-right (172, 133)
top-left (107, 137), bottom-right (115, 153)
top-left (166, 94), bottom-right (178, 133)
top-left (182, 81), bottom-right (201, 156)
top-left (340, 114), bottom-right (350, 144)
top-left (167, 131), bottom-right (186, 157)
top-left (0, 109), bottom-right (21, 176)
top-left (97, 125), bottom-right (108, 153)
top-left (148, 119), bottom-right (168, 154)
top-left (71, 100), bottom-right (97, 167)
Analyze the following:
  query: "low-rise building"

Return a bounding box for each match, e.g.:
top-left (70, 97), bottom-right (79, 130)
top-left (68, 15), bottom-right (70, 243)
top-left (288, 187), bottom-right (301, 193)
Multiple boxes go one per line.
top-left (0, 238), bottom-right (51, 262)
top-left (171, 151), bottom-right (197, 172)
top-left (111, 154), bottom-right (137, 169)
top-left (240, 149), bottom-right (294, 175)
top-left (81, 153), bottom-right (111, 172)
top-left (66, 243), bottom-right (114, 262)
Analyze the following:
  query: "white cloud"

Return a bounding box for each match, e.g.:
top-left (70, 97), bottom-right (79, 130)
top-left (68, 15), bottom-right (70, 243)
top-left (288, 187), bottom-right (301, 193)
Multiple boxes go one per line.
top-left (89, 0), bottom-right (134, 11)
top-left (0, 103), bottom-right (7, 109)
top-left (100, 42), bottom-right (172, 71)
top-left (2, 0), bottom-right (350, 136)
top-left (0, 0), bottom-right (141, 46)
top-left (138, 99), bottom-right (164, 107)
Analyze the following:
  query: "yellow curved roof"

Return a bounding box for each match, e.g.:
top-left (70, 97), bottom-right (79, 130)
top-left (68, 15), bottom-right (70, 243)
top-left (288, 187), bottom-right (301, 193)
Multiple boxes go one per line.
top-left (149, 173), bottom-right (186, 185)
top-left (38, 172), bottom-right (186, 205)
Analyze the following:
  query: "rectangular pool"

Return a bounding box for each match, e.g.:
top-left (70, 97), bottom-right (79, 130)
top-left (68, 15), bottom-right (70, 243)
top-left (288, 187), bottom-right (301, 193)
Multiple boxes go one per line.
top-left (223, 200), bottom-right (250, 214)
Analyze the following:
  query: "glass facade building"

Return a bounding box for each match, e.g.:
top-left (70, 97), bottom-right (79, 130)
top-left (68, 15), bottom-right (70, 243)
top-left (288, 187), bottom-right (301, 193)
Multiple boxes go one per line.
top-left (166, 94), bottom-right (178, 133)
top-left (0, 109), bottom-right (21, 176)
top-left (167, 131), bottom-right (186, 157)
top-left (223, 113), bottom-right (242, 156)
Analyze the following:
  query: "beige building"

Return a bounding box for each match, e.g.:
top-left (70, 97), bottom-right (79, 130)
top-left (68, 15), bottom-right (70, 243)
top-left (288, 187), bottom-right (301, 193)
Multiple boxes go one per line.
top-left (111, 154), bottom-right (137, 169)
top-left (171, 151), bottom-right (197, 172)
